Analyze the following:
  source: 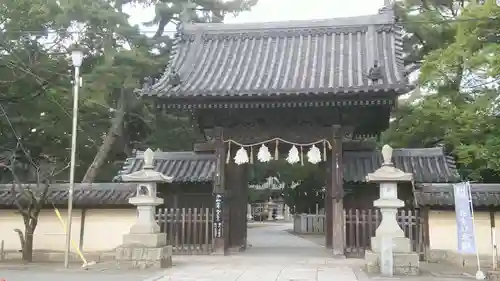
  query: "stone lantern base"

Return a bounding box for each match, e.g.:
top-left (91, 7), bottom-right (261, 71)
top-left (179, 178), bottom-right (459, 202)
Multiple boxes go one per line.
top-left (115, 233), bottom-right (172, 269)
top-left (114, 219), bottom-right (173, 269)
top-left (364, 214), bottom-right (420, 275)
top-left (365, 250), bottom-right (420, 275)
top-left (115, 243), bottom-right (173, 269)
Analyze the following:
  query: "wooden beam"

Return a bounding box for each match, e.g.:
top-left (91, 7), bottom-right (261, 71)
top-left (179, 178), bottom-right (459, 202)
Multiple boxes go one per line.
top-left (422, 206), bottom-right (431, 261)
top-left (342, 140), bottom-right (377, 151)
top-left (194, 142), bottom-right (215, 152)
top-left (326, 125), bottom-right (345, 256)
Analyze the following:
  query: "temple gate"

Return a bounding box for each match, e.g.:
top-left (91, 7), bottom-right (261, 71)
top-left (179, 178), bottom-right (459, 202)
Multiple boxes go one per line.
top-left (137, 3), bottom-right (411, 256)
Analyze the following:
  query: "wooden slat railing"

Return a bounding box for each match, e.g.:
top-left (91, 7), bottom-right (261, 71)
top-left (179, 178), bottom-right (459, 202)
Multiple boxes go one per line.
top-left (156, 207), bottom-right (214, 255)
top-left (292, 208), bottom-right (426, 259)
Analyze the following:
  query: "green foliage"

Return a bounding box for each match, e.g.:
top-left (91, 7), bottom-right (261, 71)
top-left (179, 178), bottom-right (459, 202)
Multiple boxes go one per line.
top-left (248, 160), bottom-right (325, 213)
top-left (248, 188), bottom-right (272, 203)
top-left (1, 0), bottom-right (256, 182)
top-left (284, 172), bottom-right (325, 214)
top-left (384, 0), bottom-right (500, 181)
top-left (395, 0), bottom-right (468, 76)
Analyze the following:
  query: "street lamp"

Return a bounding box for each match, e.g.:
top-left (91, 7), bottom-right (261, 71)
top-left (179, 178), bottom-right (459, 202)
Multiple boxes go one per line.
top-left (64, 48), bottom-right (83, 269)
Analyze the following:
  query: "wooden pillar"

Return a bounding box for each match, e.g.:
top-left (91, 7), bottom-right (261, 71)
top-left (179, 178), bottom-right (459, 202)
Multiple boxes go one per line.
top-left (422, 206), bottom-right (430, 261)
top-left (212, 127), bottom-right (227, 255)
top-left (325, 159), bottom-right (333, 249)
top-left (241, 165), bottom-right (249, 250)
top-left (226, 163), bottom-right (248, 251)
top-left (325, 125), bottom-right (345, 255)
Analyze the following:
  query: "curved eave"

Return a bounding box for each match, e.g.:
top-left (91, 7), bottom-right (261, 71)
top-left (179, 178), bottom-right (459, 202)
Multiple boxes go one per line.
top-left (115, 151), bottom-right (216, 184)
top-left (143, 83), bottom-right (412, 98)
top-left (140, 87), bottom-right (409, 109)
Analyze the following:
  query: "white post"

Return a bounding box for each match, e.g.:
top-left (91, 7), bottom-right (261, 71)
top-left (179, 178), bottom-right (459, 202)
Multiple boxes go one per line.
top-left (277, 203), bottom-right (284, 220)
top-left (467, 182), bottom-right (485, 280)
top-left (284, 205), bottom-right (291, 221)
top-left (247, 204), bottom-right (253, 221)
top-left (64, 50), bottom-right (83, 269)
top-left (267, 198), bottom-right (273, 221)
top-left (492, 226), bottom-right (497, 270)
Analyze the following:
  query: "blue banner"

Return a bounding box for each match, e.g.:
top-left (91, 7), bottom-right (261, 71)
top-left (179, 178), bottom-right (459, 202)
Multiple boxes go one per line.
top-left (453, 182), bottom-right (477, 254)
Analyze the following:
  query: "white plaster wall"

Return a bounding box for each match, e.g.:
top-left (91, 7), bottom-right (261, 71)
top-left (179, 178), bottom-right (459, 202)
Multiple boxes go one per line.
top-left (81, 208), bottom-right (136, 252)
top-left (0, 208), bottom-right (136, 253)
top-left (429, 210), bottom-right (498, 256)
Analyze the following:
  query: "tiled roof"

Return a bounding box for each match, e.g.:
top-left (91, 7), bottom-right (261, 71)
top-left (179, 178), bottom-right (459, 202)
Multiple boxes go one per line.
top-left (414, 183), bottom-right (500, 207)
top-left (115, 151), bottom-right (216, 183)
top-left (116, 148), bottom-right (459, 184)
top-left (343, 147), bottom-right (460, 183)
top-left (141, 9), bottom-right (410, 104)
top-left (0, 183), bottom-right (136, 208)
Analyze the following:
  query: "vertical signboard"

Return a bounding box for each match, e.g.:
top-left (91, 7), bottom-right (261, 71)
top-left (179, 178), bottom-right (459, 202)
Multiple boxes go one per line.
top-left (214, 194), bottom-right (223, 238)
top-left (453, 182), bottom-right (477, 254)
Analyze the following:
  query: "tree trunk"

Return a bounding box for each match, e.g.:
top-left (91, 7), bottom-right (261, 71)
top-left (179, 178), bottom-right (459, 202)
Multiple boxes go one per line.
top-left (81, 91), bottom-right (126, 183)
top-left (22, 226), bottom-right (34, 262)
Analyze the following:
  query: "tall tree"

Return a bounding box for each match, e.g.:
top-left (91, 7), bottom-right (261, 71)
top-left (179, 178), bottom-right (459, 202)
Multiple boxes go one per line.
top-left (73, 0), bottom-right (258, 183)
top-left (1, 0), bottom-right (258, 184)
top-left (384, 0), bottom-right (500, 181)
top-left (0, 150), bottom-right (62, 261)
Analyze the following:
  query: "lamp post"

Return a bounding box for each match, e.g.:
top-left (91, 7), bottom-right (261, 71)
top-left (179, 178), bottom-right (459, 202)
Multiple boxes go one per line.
top-left (64, 48), bottom-right (83, 269)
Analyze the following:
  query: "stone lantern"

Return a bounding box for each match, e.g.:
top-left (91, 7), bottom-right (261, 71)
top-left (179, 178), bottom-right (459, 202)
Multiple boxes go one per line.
top-left (115, 148), bottom-right (174, 269)
top-left (265, 197), bottom-right (277, 221)
top-left (364, 145), bottom-right (420, 276)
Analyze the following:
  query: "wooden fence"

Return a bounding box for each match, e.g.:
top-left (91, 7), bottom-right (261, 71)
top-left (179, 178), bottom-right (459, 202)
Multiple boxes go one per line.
top-left (156, 208), bottom-right (214, 255)
top-left (293, 209), bottom-right (426, 259)
top-left (293, 214), bottom-right (325, 234)
top-left (154, 207), bottom-right (426, 258)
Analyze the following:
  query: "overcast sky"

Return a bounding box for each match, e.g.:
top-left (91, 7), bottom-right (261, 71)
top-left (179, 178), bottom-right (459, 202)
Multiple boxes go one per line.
top-left (125, 0), bottom-right (387, 34)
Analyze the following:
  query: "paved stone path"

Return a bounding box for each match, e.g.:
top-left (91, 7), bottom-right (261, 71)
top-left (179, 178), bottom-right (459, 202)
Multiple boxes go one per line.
top-left (1, 223), bottom-right (471, 281)
top-left (153, 222), bottom-right (361, 281)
